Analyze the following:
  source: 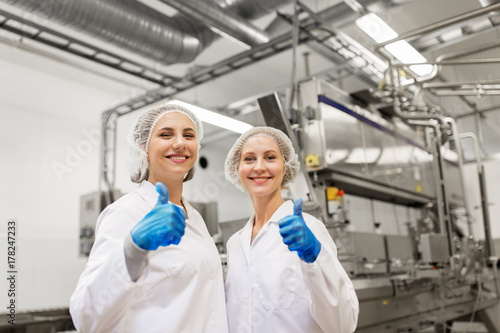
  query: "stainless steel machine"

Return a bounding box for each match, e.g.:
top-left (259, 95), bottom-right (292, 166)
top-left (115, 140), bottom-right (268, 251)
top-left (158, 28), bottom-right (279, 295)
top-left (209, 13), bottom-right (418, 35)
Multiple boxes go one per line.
top-left (257, 78), bottom-right (500, 332)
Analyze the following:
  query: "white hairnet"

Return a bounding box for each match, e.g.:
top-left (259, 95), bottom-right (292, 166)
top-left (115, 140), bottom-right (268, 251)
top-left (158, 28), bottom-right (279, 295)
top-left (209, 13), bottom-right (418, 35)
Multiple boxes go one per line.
top-left (224, 126), bottom-right (300, 192)
top-left (128, 103), bottom-right (203, 183)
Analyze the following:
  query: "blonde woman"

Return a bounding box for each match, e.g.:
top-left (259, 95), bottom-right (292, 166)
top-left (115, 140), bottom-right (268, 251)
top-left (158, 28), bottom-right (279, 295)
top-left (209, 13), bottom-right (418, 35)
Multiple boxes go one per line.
top-left (224, 126), bottom-right (358, 333)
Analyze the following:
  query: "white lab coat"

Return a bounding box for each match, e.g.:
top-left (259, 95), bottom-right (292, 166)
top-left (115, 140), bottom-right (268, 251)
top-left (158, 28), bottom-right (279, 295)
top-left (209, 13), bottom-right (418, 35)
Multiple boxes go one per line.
top-left (70, 181), bottom-right (228, 333)
top-left (225, 200), bottom-right (359, 333)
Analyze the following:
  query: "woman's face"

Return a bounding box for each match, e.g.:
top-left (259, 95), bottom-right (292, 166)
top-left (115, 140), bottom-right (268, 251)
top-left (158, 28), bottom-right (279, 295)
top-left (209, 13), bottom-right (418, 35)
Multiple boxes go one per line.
top-left (238, 136), bottom-right (285, 197)
top-left (147, 112), bottom-right (198, 183)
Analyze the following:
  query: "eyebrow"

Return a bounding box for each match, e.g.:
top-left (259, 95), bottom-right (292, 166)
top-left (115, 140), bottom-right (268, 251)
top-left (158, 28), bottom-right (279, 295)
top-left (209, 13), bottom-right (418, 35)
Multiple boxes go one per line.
top-left (156, 127), bottom-right (196, 132)
top-left (242, 149), bottom-right (279, 155)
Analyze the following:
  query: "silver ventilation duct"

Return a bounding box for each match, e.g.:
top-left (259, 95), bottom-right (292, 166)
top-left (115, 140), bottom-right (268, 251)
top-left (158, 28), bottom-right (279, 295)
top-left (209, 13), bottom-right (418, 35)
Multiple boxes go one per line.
top-left (5, 0), bottom-right (211, 64)
top-left (5, 0), bottom-right (292, 65)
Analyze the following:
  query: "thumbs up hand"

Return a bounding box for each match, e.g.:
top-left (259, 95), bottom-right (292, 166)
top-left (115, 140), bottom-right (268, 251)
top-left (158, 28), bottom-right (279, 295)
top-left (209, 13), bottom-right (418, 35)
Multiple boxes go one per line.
top-left (278, 198), bottom-right (321, 263)
top-left (131, 182), bottom-right (187, 250)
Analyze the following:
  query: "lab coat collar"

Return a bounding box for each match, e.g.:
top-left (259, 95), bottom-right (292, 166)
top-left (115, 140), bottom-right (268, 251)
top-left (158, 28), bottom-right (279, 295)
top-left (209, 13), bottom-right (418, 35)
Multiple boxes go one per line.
top-left (238, 200), bottom-right (294, 262)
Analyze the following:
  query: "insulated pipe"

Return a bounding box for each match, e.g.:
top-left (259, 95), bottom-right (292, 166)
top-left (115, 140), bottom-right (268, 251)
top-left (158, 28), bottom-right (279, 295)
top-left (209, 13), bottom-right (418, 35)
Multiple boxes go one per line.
top-left (478, 0), bottom-right (500, 15)
top-left (4, 0), bottom-right (208, 64)
top-left (407, 120), bottom-right (454, 257)
top-left (458, 133), bottom-right (494, 257)
top-left (390, 67), bottom-right (447, 126)
top-left (413, 76), bottom-right (500, 104)
top-left (443, 117), bottom-right (472, 237)
top-left (5, 0), bottom-right (291, 66)
top-left (375, 2), bottom-right (500, 51)
top-left (413, 76), bottom-right (500, 105)
top-left (162, 0), bottom-right (270, 47)
top-left (384, 58), bottom-right (500, 88)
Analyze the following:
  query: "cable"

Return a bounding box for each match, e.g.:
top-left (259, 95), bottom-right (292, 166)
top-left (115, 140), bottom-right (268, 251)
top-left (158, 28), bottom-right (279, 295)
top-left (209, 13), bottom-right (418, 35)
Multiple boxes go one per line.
top-left (286, 0), bottom-right (300, 117)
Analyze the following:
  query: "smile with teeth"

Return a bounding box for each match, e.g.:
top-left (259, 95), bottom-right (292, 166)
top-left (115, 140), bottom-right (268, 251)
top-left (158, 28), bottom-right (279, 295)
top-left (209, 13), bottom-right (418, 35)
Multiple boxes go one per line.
top-left (250, 177), bottom-right (271, 183)
top-left (167, 155), bottom-right (189, 162)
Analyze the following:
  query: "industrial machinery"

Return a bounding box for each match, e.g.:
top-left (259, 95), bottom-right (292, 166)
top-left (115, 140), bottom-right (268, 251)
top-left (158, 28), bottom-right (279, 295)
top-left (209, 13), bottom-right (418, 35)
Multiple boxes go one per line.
top-left (79, 190), bottom-right (123, 256)
top-left (256, 78), bottom-right (500, 332)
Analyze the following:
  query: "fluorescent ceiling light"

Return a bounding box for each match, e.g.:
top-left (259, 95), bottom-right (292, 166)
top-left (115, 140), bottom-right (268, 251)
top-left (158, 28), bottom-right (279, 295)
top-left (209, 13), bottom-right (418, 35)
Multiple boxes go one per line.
top-left (355, 13), bottom-right (397, 43)
top-left (169, 100), bottom-right (253, 134)
top-left (355, 13), bottom-right (433, 76)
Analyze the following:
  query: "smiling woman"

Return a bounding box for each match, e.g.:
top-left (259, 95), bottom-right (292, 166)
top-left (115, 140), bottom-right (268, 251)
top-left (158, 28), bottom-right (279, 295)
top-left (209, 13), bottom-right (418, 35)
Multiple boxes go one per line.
top-left (69, 103), bottom-right (228, 333)
top-left (146, 112), bottom-right (199, 195)
top-left (223, 126), bottom-right (359, 333)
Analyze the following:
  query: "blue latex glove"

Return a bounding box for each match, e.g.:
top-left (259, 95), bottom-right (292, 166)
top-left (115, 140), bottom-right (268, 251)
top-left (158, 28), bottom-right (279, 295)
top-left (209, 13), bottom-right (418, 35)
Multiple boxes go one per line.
top-left (131, 182), bottom-right (187, 250)
top-left (278, 198), bottom-right (321, 263)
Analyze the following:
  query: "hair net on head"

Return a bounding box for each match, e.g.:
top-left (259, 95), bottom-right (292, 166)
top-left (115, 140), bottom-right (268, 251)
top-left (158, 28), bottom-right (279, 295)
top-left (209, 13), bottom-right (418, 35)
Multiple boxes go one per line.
top-left (128, 103), bottom-right (204, 184)
top-left (224, 126), bottom-right (300, 192)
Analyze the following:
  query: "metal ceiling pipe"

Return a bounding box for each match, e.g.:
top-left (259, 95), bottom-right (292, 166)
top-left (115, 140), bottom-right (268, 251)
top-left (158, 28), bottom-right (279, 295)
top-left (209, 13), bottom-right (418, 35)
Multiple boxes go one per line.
top-left (4, 0), bottom-right (210, 64)
top-left (478, 0), bottom-right (500, 15)
top-left (262, 0), bottom-right (413, 87)
top-left (212, 0), bottom-right (293, 20)
top-left (375, 2), bottom-right (500, 51)
top-left (162, 0), bottom-right (269, 47)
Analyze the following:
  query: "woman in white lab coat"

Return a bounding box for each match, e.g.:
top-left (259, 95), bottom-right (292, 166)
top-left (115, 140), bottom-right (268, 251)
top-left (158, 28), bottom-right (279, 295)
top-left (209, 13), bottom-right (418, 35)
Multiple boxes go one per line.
top-left (70, 104), bottom-right (228, 333)
top-left (224, 126), bottom-right (359, 333)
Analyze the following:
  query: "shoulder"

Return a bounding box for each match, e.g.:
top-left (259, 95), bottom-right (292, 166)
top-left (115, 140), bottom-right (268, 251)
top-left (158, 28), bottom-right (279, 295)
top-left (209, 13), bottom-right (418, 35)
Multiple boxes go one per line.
top-left (227, 228), bottom-right (242, 246)
top-left (104, 191), bottom-right (147, 216)
top-left (96, 190), bottom-right (150, 232)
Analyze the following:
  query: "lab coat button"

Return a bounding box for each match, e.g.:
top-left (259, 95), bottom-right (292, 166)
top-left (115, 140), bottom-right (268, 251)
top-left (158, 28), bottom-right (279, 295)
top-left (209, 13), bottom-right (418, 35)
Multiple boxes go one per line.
top-left (210, 272), bottom-right (216, 280)
top-left (211, 312), bottom-right (217, 321)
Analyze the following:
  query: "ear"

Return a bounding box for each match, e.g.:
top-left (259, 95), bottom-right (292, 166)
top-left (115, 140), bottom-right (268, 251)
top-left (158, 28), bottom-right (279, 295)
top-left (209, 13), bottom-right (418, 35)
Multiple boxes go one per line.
top-left (283, 165), bottom-right (289, 177)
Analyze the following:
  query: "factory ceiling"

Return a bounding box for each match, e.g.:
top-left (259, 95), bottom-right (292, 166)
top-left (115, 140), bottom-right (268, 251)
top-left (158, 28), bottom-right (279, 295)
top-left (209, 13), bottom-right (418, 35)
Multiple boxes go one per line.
top-left (1, 0), bottom-right (500, 159)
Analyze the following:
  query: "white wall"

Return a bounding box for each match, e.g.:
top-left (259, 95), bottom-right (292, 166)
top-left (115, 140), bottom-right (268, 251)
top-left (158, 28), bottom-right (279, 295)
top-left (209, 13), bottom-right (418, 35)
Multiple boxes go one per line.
top-left (0, 39), bottom-right (148, 311)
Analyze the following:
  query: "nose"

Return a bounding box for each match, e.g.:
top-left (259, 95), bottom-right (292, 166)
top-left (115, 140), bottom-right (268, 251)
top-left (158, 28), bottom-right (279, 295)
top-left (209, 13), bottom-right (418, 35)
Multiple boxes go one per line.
top-left (254, 157), bottom-right (265, 172)
top-left (172, 135), bottom-right (186, 150)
